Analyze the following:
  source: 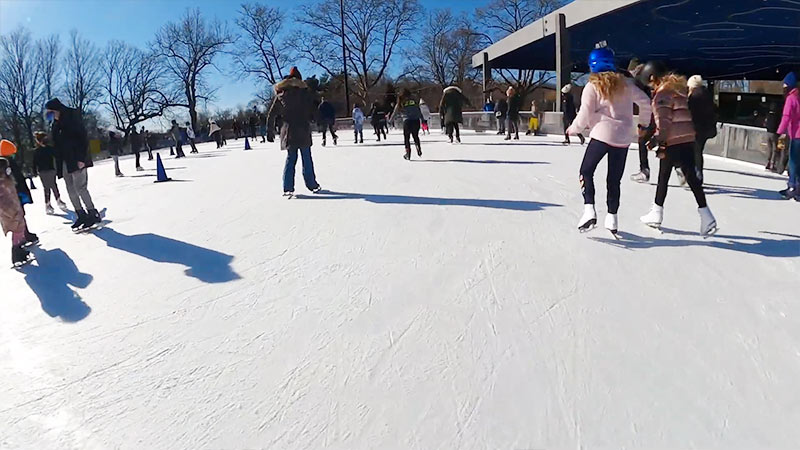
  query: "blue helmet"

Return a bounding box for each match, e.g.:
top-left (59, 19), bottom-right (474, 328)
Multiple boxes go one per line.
top-left (589, 47), bottom-right (616, 73)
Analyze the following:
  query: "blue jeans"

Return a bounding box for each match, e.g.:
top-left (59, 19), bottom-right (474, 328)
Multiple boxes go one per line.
top-left (283, 147), bottom-right (319, 192)
top-left (788, 138), bottom-right (800, 190)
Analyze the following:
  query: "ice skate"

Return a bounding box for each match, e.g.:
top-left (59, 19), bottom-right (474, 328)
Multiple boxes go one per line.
top-left (779, 188), bottom-right (797, 200)
top-left (283, 191), bottom-right (294, 199)
top-left (630, 169), bottom-right (650, 183)
top-left (311, 186), bottom-right (323, 194)
top-left (403, 149), bottom-right (411, 160)
top-left (78, 209), bottom-right (102, 232)
top-left (23, 231), bottom-right (39, 247)
top-left (416, 144), bottom-right (422, 157)
top-left (699, 207), bottom-right (718, 237)
top-left (71, 210), bottom-right (88, 231)
top-left (604, 213), bottom-right (620, 238)
top-left (640, 204), bottom-right (664, 229)
top-left (45, 204), bottom-right (55, 215)
top-left (11, 245), bottom-right (34, 268)
top-left (56, 199), bottom-right (69, 212)
top-left (577, 205), bottom-right (597, 232)
top-left (115, 172), bottom-right (124, 177)
top-left (136, 166), bottom-right (145, 172)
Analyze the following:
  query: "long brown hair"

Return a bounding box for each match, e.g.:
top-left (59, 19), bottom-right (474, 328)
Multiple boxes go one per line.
top-left (653, 73), bottom-right (689, 95)
top-left (588, 72), bottom-right (625, 101)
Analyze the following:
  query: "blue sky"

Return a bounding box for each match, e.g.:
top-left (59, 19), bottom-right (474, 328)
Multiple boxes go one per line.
top-left (0, 0), bottom-right (485, 113)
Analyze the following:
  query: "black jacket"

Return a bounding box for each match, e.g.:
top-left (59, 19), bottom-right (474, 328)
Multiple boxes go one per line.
top-left (688, 86), bottom-right (718, 140)
top-left (765, 111), bottom-right (780, 133)
top-left (369, 104), bottom-right (387, 125)
top-left (4, 156), bottom-right (32, 206)
top-left (318, 101), bottom-right (336, 123)
top-left (392, 98), bottom-right (422, 122)
top-left (507, 94), bottom-right (523, 120)
top-left (495, 99), bottom-right (508, 118)
top-left (33, 145), bottom-right (58, 173)
top-left (562, 94), bottom-right (578, 123)
top-left (51, 105), bottom-right (92, 175)
top-left (440, 86), bottom-right (470, 124)
top-left (130, 130), bottom-right (142, 151)
top-left (268, 77), bottom-right (316, 150)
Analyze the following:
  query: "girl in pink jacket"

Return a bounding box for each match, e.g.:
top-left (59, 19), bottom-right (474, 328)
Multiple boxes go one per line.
top-left (778, 72), bottom-right (799, 200)
top-left (567, 47), bottom-right (651, 236)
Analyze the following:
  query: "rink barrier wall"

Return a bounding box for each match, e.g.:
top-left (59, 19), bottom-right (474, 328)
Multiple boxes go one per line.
top-left (334, 113), bottom-right (774, 167)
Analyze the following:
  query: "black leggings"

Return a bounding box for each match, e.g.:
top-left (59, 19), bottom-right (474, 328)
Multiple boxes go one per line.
top-left (446, 122), bottom-right (460, 141)
top-left (403, 119), bottom-right (421, 150)
top-left (579, 139), bottom-right (629, 214)
top-left (372, 122), bottom-right (386, 140)
top-left (655, 142), bottom-right (707, 208)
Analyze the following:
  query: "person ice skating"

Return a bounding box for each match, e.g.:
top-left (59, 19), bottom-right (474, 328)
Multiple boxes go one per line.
top-left (440, 85), bottom-right (470, 144)
top-left (687, 75), bottom-right (717, 183)
top-left (778, 71), bottom-right (800, 200)
top-left (185, 122), bottom-right (199, 153)
top-left (267, 67), bottom-right (321, 197)
top-left (495, 95), bottom-right (508, 135)
top-left (130, 127), bottom-right (144, 171)
top-left (561, 84), bottom-right (585, 145)
top-left (232, 119), bottom-right (241, 140)
top-left (505, 86), bottom-right (522, 140)
top-left (318, 97), bottom-right (338, 146)
top-left (567, 47), bottom-right (652, 235)
top-left (765, 104), bottom-right (782, 172)
top-left (419, 99), bottom-right (431, 135)
top-left (0, 150), bottom-right (35, 267)
top-left (368, 102), bottom-right (388, 141)
top-left (45, 99), bottom-right (101, 231)
top-left (389, 88), bottom-right (424, 160)
top-left (209, 119), bottom-right (223, 149)
top-left (108, 131), bottom-right (124, 177)
top-left (1, 138), bottom-right (39, 248)
top-left (526, 100), bottom-right (542, 136)
top-left (32, 132), bottom-right (68, 214)
top-left (352, 104), bottom-right (365, 144)
top-left (636, 62), bottom-right (717, 235)
top-left (628, 61), bottom-right (657, 183)
top-left (170, 120), bottom-right (186, 158)
top-left (143, 128), bottom-right (154, 160)
top-left (248, 114), bottom-right (258, 140)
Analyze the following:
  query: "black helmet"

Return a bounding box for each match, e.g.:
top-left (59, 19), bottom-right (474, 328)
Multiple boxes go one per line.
top-left (637, 61), bottom-right (668, 86)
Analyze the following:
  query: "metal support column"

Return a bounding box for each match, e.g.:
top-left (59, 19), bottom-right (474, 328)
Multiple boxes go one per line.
top-left (555, 13), bottom-right (570, 112)
top-left (482, 52), bottom-right (492, 103)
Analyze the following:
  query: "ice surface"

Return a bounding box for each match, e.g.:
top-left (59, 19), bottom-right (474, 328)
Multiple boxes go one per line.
top-left (1, 132), bottom-right (799, 449)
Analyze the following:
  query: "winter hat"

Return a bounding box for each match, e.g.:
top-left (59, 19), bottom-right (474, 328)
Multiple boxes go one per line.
top-left (561, 84), bottom-right (572, 94)
top-left (783, 71), bottom-right (797, 89)
top-left (289, 66), bottom-right (302, 80)
top-left (44, 98), bottom-right (65, 111)
top-left (687, 75), bottom-right (704, 89)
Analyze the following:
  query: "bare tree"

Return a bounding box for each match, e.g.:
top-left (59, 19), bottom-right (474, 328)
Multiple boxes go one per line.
top-left (0, 27), bottom-right (43, 161)
top-left (36, 34), bottom-right (61, 104)
top-left (475, 0), bottom-right (566, 98)
top-left (293, 0), bottom-right (421, 103)
top-left (102, 41), bottom-right (177, 138)
top-left (234, 3), bottom-right (289, 86)
top-left (154, 8), bottom-right (236, 132)
top-left (63, 30), bottom-right (103, 114)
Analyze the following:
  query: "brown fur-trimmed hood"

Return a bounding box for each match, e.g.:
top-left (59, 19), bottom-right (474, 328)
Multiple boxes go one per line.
top-left (274, 77), bottom-right (308, 93)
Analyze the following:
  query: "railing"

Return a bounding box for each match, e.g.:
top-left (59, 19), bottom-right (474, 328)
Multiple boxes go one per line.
top-left (333, 111), bottom-right (775, 166)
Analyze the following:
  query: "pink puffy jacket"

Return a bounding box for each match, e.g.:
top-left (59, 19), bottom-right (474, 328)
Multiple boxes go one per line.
top-left (652, 82), bottom-right (696, 147)
top-left (777, 89), bottom-right (800, 139)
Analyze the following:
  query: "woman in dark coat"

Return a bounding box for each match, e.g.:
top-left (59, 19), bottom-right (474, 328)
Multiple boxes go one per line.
top-left (439, 86), bottom-right (471, 144)
top-left (368, 102), bottom-right (388, 142)
top-left (561, 85), bottom-right (585, 145)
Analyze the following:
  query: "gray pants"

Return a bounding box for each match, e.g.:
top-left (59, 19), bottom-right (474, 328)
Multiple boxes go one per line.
top-left (39, 170), bottom-right (61, 203)
top-left (62, 162), bottom-right (95, 212)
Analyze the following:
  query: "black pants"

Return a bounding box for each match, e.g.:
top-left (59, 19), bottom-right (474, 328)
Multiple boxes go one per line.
top-left (145, 144), bottom-right (153, 160)
top-left (134, 147), bottom-right (141, 167)
top-left (322, 123), bottom-right (337, 141)
top-left (579, 139), bottom-right (629, 214)
top-left (638, 128), bottom-right (655, 172)
top-left (403, 119), bottom-right (421, 151)
top-left (655, 142), bottom-right (707, 208)
top-left (446, 122), bottom-right (460, 142)
top-left (213, 132), bottom-right (222, 148)
top-left (188, 138), bottom-right (198, 153)
top-left (694, 136), bottom-right (709, 179)
top-left (506, 117), bottom-right (519, 139)
top-left (249, 126), bottom-right (257, 139)
top-left (372, 123), bottom-right (386, 141)
top-left (563, 118), bottom-right (584, 144)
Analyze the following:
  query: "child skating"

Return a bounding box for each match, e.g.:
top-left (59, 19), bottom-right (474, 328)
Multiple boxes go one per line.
top-left (32, 132), bottom-right (68, 215)
top-left (352, 104), bottom-right (365, 144)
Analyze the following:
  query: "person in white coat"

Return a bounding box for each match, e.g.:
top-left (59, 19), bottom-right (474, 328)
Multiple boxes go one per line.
top-left (185, 122), bottom-right (199, 153)
top-left (419, 99), bottom-right (431, 135)
top-left (352, 104), bottom-right (365, 144)
top-left (209, 119), bottom-right (222, 149)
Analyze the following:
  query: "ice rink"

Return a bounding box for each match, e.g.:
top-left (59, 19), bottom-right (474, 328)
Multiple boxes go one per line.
top-left (2, 131), bottom-right (799, 449)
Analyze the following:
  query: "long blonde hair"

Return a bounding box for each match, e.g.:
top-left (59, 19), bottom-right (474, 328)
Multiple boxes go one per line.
top-left (653, 73), bottom-right (689, 95)
top-left (588, 72), bottom-right (625, 101)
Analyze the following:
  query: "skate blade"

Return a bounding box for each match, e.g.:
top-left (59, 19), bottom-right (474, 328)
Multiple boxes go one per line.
top-left (609, 230), bottom-right (621, 240)
top-left (643, 223), bottom-right (663, 233)
top-left (702, 224), bottom-right (718, 239)
top-left (12, 255), bottom-right (35, 269)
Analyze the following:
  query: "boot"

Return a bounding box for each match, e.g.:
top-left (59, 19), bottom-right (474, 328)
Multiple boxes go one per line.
top-left (12, 244), bottom-right (31, 267)
top-left (640, 204), bottom-right (664, 228)
top-left (403, 148), bottom-right (411, 160)
top-left (699, 207), bottom-right (717, 236)
top-left (416, 143), bottom-right (422, 157)
top-left (83, 209), bottom-right (101, 229)
top-left (630, 169), bottom-right (650, 183)
top-left (604, 213), bottom-right (619, 235)
top-left (72, 209), bottom-right (88, 231)
top-left (578, 204), bottom-right (597, 232)
top-left (24, 230), bottom-right (39, 247)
